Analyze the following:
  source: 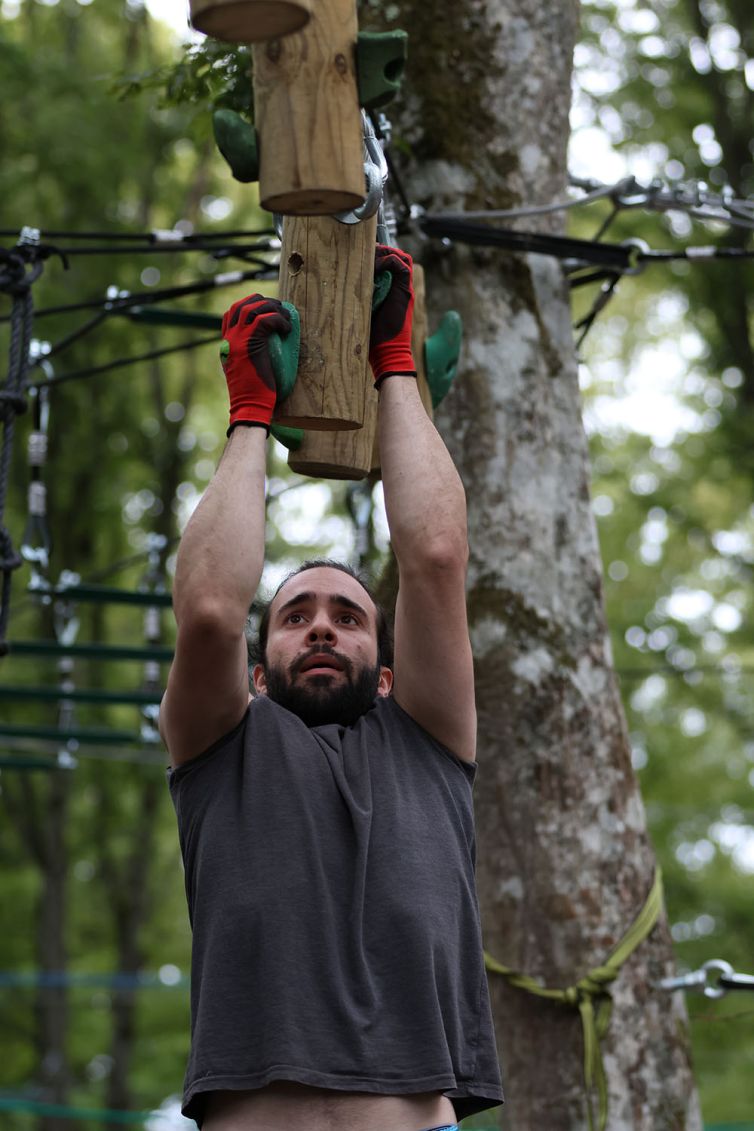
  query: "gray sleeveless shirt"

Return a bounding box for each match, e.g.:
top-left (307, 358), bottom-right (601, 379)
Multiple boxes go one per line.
top-left (168, 694), bottom-right (503, 1126)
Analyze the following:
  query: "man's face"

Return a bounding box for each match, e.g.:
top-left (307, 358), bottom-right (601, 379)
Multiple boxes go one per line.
top-left (253, 567), bottom-right (393, 726)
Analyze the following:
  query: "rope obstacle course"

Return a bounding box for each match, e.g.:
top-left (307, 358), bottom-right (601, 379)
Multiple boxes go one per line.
top-left (4, 8), bottom-right (754, 1124)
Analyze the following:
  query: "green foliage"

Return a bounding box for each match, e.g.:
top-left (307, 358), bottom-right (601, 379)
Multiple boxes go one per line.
top-left (0, 0), bottom-right (266, 1119)
top-left (113, 38), bottom-right (253, 121)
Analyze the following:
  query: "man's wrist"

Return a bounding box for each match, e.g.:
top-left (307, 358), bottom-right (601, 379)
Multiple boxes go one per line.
top-left (226, 419), bottom-right (271, 438)
top-left (374, 370), bottom-right (418, 391)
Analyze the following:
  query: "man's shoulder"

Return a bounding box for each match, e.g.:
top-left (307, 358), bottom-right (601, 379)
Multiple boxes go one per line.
top-left (366, 696), bottom-right (476, 771)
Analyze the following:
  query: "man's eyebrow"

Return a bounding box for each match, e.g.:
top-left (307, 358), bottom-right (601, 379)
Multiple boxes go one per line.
top-left (274, 591), bottom-right (370, 620)
top-left (330, 593), bottom-right (370, 619)
top-left (275, 591), bottom-right (315, 618)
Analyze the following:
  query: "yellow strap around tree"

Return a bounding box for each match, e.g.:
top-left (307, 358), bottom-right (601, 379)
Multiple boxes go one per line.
top-left (484, 868), bottom-right (664, 1131)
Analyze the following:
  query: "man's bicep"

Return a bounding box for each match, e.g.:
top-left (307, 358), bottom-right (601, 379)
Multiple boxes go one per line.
top-left (160, 623), bottom-right (251, 767)
top-left (391, 566), bottom-right (477, 762)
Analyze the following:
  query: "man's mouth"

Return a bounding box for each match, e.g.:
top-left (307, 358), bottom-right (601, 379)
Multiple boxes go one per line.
top-left (297, 653), bottom-right (345, 675)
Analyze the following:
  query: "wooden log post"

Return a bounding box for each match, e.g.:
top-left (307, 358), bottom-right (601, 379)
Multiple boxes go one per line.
top-left (288, 388), bottom-right (378, 480)
top-left (189, 0), bottom-right (312, 44)
top-left (251, 0), bottom-right (364, 214)
top-left (250, 0), bottom-right (373, 446)
top-left (274, 212), bottom-right (377, 434)
top-left (288, 262), bottom-right (431, 479)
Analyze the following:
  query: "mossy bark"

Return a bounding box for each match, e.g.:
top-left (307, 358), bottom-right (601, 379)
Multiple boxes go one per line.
top-left (363, 0), bottom-right (703, 1125)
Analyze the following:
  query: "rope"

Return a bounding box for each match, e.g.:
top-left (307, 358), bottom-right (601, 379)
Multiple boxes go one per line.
top-left (484, 869), bottom-right (664, 1131)
top-left (0, 225), bottom-right (274, 241)
top-left (11, 239), bottom-right (279, 259)
top-left (0, 257), bottom-right (37, 655)
top-left (25, 334), bottom-right (218, 389)
top-left (8, 265), bottom-right (274, 322)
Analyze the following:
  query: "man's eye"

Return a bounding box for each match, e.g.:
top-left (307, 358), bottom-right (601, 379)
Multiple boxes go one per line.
top-left (286, 613), bottom-right (304, 624)
top-left (339, 613), bottom-right (357, 625)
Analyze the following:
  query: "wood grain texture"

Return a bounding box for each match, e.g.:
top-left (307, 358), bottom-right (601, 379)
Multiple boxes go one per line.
top-left (190, 0), bottom-right (311, 44)
top-left (274, 212), bottom-right (376, 431)
top-left (288, 388), bottom-right (377, 479)
top-left (252, 0), bottom-right (364, 214)
top-left (285, 256), bottom-right (430, 476)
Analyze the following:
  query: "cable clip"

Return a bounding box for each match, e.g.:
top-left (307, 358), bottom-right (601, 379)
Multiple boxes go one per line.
top-left (620, 238), bottom-right (650, 275)
top-left (150, 229), bottom-right (188, 244)
top-left (657, 959), bottom-right (754, 999)
top-left (18, 226), bottom-right (42, 247)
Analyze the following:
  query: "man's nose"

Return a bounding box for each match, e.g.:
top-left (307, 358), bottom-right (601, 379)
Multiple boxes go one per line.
top-left (306, 614), bottom-right (335, 642)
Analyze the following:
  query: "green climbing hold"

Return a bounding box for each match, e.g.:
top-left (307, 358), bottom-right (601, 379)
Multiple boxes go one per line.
top-left (372, 269), bottom-right (392, 310)
top-left (356, 30), bottom-right (408, 110)
top-left (123, 299), bottom-right (299, 401)
top-left (271, 423), bottom-right (304, 452)
top-left (269, 301), bottom-right (300, 401)
top-left (424, 311), bottom-right (462, 409)
top-left (212, 109), bottom-right (260, 184)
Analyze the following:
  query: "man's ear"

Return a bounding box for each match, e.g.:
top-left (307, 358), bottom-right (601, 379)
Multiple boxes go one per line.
top-left (377, 666), bottom-right (393, 697)
top-left (253, 664), bottom-right (268, 695)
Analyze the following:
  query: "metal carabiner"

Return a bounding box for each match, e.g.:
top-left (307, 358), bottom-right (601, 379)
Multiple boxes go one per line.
top-left (657, 959), bottom-right (734, 999)
top-left (335, 111), bottom-right (388, 227)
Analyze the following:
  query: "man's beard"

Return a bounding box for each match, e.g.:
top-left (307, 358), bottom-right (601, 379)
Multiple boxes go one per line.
top-left (262, 649), bottom-right (381, 727)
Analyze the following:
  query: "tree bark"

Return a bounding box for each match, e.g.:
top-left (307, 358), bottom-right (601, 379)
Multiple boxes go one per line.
top-left (366, 0), bottom-right (703, 1125)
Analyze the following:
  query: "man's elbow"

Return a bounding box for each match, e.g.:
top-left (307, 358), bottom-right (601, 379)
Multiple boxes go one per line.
top-left (408, 531), bottom-right (469, 579)
top-left (174, 595), bottom-right (247, 644)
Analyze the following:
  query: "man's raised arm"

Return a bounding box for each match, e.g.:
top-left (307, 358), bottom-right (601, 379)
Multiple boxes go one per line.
top-left (372, 248), bottom-right (476, 762)
top-left (159, 297), bottom-right (292, 767)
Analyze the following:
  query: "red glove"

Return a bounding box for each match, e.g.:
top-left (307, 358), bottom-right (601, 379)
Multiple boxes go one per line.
top-left (369, 245), bottom-right (417, 388)
top-left (220, 294), bottom-right (292, 434)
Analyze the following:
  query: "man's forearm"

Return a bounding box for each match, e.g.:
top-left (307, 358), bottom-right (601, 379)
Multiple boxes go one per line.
top-left (172, 426), bottom-right (267, 629)
top-left (378, 378), bottom-right (468, 568)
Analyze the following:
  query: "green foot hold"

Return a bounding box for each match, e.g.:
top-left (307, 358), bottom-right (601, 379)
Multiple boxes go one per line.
top-left (372, 270), bottom-right (392, 310)
top-left (425, 311), bottom-right (463, 409)
top-left (212, 109), bottom-right (260, 183)
top-left (269, 302), bottom-right (300, 402)
top-left (270, 424), bottom-right (303, 452)
top-left (357, 30), bottom-right (408, 110)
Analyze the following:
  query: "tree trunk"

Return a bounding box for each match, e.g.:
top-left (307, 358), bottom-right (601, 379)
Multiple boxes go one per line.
top-left (35, 771), bottom-right (71, 1131)
top-left (102, 776), bottom-right (163, 1131)
top-left (368, 0), bottom-right (703, 1125)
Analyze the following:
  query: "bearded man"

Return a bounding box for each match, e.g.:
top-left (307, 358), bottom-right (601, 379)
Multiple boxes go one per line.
top-left (160, 246), bottom-right (504, 1131)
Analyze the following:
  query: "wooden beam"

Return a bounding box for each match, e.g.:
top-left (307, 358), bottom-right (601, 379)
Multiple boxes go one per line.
top-left (252, 0), bottom-right (364, 214)
top-left (289, 263), bottom-right (432, 479)
top-left (189, 0), bottom-right (312, 44)
top-left (274, 212), bottom-right (377, 433)
top-left (288, 387), bottom-right (377, 479)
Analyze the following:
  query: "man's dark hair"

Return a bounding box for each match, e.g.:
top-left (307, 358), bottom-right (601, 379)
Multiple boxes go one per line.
top-left (249, 559), bottom-right (394, 670)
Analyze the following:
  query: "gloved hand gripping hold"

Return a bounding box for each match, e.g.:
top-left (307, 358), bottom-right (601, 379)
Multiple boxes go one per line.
top-left (369, 244), bottom-right (417, 388)
top-left (221, 295), bottom-right (295, 434)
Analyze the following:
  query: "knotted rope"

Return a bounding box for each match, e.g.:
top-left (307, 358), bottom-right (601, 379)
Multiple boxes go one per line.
top-left (484, 868), bottom-right (664, 1131)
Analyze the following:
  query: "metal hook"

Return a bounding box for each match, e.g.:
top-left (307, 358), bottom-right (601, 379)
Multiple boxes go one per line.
top-left (335, 111), bottom-right (388, 227)
top-left (657, 959), bottom-right (734, 999)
